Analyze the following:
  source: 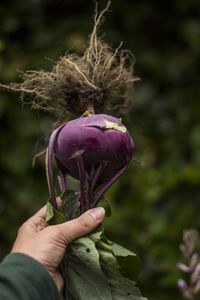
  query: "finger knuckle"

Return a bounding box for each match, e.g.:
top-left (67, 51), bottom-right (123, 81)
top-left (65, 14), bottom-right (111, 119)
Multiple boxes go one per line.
top-left (75, 217), bottom-right (91, 230)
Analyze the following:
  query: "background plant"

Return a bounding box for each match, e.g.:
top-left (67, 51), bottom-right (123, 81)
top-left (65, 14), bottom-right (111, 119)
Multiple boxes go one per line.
top-left (0, 0), bottom-right (200, 299)
top-left (177, 229), bottom-right (200, 300)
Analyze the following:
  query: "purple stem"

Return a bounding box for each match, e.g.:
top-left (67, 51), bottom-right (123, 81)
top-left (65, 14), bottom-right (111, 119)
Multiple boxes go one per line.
top-left (92, 162), bottom-right (129, 207)
top-left (76, 155), bottom-right (90, 213)
top-left (46, 123), bottom-right (66, 209)
top-left (58, 170), bottom-right (67, 194)
top-left (90, 163), bottom-right (104, 191)
top-left (90, 165), bottom-right (96, 182)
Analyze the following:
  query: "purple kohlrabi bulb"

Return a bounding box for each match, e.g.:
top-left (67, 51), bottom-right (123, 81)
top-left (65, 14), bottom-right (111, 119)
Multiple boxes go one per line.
top-left (46, 114), bottom-right (134, 212)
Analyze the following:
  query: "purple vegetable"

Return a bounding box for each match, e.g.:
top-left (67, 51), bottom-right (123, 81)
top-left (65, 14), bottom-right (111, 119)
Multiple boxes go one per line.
top-left (46, 113), bottom-right (134, 212)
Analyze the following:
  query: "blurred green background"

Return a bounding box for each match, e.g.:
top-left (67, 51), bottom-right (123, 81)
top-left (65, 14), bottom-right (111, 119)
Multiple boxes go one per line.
top-left (0, 0), bottom-right (200, 299)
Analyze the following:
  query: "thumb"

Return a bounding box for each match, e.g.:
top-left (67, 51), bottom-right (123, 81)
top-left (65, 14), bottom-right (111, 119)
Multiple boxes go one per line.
top-left (56, 207), bottom-right (105, 243)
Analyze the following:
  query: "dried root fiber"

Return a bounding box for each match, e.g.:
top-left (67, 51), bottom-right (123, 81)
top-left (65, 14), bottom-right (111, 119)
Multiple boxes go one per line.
top-left (0, 1), bottom-right (138, 120)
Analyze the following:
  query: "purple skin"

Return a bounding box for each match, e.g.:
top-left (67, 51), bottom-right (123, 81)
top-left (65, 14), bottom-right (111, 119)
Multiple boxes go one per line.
top-left (46, 114), bottom-right (134, 212)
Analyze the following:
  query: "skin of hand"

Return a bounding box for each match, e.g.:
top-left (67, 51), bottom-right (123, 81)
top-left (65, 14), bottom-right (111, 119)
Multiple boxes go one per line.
top-left (11, 204), bottom-right (105, 291)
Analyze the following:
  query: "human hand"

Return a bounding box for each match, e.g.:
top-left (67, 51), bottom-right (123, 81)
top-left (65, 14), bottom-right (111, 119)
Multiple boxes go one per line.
top-left (11, 204), bottom-right (105, 290)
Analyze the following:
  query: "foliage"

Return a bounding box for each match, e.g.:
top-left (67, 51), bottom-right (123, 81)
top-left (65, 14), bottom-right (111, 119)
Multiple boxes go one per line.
top-left (64, 230), bottom-right (145, 300)
top-left (0, 0), bottom-right (200, 299)
top-left (47, 191), bottom-right (145, 299)
top-left (177, 229), bottom-right (200, 299)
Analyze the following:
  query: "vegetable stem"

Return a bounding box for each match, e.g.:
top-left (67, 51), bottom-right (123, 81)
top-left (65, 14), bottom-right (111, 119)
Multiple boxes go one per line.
top-left (87, 103), bottom-right (95, 114)
top-left (92, 162), bottom-right (128, 207)
top-left (76, 155), bottom-right (90, 213)
top-left (90, 163), bottom-right (104, 192)
top-left (58, 170), bottom-right (67, 194)
top-left (46, 123), bottom-right (66, 209)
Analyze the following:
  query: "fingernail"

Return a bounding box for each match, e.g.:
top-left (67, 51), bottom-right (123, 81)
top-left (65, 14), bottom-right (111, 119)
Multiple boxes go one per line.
top-left (89, 207), bottom-right (105, 221)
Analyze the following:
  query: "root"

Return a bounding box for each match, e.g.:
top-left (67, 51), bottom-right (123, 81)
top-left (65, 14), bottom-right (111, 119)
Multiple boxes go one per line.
top-left (0, 1), bottom-right (138, 119)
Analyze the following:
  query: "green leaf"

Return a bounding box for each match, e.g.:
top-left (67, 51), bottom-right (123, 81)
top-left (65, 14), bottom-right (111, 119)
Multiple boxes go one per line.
top-left (112, 243), bottom-right (140, 281)
top-left (64, 235), bottom-right (112, 300)
top-left (46, 201), bottom-right (66, 225)
top-left (95, 234), bottom-right (147, 300)
top-left (63, 229), bottom-right (147, 300)
top-left (61, 190), bottom-right (80, 220)
top-left (112, 243), bottom-right (136, 257)
top-left (46, 191), bottom-right (79, 225)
